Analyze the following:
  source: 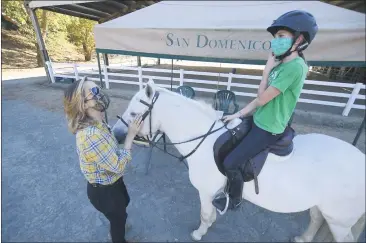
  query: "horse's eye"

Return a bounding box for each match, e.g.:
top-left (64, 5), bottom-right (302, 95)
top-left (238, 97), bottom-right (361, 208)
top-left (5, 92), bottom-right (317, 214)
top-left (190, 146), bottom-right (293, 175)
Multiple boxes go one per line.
top-left (130, 112), bottom-right (137, 117)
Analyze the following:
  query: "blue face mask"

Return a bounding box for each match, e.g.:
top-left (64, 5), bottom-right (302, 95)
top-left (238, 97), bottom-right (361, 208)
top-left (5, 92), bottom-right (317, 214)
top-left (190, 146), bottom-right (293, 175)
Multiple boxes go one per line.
top-left (270, 37), bottom-right (293, 56)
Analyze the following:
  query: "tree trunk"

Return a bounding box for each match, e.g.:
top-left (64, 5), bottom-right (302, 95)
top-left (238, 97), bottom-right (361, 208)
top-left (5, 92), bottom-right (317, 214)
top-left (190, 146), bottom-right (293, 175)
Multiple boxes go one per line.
top-left (36, 43), bottom-right (43, 67)
top-left (83, 43), bottom-right (92, 61)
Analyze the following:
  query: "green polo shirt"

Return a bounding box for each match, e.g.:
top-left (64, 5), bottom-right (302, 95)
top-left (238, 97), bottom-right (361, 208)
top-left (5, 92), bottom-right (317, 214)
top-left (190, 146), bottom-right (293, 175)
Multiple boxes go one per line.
top-left (254, 57), bottom-right (308, 134)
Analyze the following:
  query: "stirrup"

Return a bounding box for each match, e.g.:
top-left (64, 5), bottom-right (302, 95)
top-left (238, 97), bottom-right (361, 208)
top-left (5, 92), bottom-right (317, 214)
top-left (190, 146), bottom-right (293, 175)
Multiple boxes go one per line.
top-left (213, 191), bottom-right (230, 215)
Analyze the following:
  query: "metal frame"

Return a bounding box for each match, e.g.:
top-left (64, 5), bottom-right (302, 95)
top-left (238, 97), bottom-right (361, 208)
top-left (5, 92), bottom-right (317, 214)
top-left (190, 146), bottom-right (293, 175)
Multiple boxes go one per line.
top-left (24, 0), bottom-right (160, 83)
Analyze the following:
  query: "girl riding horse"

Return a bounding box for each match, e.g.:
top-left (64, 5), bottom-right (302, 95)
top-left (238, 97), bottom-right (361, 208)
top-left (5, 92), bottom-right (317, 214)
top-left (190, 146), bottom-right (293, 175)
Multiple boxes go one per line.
top-left (212, 10), bottom-right (318, 213)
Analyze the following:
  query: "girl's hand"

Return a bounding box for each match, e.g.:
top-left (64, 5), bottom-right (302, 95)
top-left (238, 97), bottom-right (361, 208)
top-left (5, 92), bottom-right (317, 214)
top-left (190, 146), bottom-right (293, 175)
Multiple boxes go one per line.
top-left (222, 112), bottom-right (241, 123)
top-left (264, 52), bottom-right (280, 74)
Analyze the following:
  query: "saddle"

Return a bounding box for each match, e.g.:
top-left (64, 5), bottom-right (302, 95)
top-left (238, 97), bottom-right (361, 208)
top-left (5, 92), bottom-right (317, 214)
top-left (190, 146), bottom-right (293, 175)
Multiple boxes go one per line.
top-left (213, 116), bottom-right (295, 194)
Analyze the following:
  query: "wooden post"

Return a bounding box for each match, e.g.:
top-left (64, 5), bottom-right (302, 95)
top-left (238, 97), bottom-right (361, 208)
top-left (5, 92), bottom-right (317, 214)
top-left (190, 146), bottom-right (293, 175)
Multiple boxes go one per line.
top-left (103, 65), bottom-right (109, 89)
top-left (138, 66), bottom-right (143, 90)
top-left (179, 69), bottom-right (184, 86)
top-left (227, 73), bottom-right (233, 90)
top-left (97, 52), bottom-right (104, 89)
top-left (102, 53), bottom-right (109, 89)
top-left (45, 61), bottom-right (55, 83)
top-left (157, 58), bottom-right (161, 65)
top-left (342, 82), bottom-right (362, 116)
top-left (73, 63), bottom-right (79, 80)
top-left (137, 56), bottom-right (141, 66)
top-left (105, 53), bottom-right (110, 72)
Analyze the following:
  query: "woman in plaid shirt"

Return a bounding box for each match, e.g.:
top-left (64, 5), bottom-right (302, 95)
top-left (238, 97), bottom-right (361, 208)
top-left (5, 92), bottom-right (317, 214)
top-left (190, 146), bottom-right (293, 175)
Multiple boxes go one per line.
top-left (63, 77), bottom-right (142, 243)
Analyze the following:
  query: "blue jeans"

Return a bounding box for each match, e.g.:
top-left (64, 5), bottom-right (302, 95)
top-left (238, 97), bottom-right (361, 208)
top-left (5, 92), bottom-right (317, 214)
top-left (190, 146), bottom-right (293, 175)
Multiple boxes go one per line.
top-left (223, 121), bottom-right (284, 170)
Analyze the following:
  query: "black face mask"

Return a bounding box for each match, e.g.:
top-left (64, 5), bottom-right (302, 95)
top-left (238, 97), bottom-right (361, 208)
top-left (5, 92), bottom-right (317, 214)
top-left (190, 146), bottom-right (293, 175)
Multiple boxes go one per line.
top-left (93, 92), bottom-right (110, 112)
top-left (84, 86), bottom-right (110, 112)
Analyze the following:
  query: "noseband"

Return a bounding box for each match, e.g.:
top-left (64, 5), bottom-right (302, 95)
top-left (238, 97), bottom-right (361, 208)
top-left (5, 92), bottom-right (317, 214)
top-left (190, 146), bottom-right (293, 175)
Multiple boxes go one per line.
top-left (117, 91), bottom-right (226, 167)
top-left (118, 91), bottom-right (160, 143)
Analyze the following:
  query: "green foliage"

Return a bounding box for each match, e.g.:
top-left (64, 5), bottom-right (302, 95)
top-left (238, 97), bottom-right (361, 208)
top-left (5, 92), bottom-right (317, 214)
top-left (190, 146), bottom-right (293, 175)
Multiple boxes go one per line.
top-left (2, 1), bottom-right (33, 34)
top-left (2, 1), bottom-right (97, 62)
top-left (66, 18), bottom-right (96, 61)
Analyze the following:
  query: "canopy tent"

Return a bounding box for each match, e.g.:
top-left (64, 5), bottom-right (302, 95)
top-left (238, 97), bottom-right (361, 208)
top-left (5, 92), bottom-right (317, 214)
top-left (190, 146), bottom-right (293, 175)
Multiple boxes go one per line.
top-left (93, 1), bottom-right (366, 66)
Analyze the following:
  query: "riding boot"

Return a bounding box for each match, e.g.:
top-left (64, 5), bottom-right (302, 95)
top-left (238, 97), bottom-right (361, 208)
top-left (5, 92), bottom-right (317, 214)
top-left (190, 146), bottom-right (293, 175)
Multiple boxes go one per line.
top-left (212, 168), bottom-right (244, 214)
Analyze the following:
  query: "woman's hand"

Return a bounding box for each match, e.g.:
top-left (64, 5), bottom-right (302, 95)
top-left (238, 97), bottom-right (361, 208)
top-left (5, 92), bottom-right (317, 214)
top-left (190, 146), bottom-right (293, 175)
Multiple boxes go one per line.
top-left (127, 115), bottom-right (144, 137)
top-left (124, 115), bottom-right (144, 150)
top-left (222, 112), bottom-right (241, 123)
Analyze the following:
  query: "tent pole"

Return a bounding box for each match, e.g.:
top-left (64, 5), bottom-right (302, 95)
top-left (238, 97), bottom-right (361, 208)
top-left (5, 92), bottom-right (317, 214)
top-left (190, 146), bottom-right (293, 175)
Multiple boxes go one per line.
top-left (24, 3), bottom-right (51, 83)
top-left (171, 59), bottom-right (173, 91)
top-left (97, 51), bottom-right (108, 123)
top-left (352, 117), bottom-right (365, 146)
top-left (97, 52), bottom-right (104, 88)
top-left (105, 53), bottom-right (110, 72)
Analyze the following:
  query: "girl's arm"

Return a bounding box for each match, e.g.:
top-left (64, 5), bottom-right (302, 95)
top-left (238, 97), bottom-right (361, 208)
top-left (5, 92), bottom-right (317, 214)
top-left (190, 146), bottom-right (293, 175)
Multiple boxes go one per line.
top-left (258, 53), bottom-right (280, 96)
top-left (257, 71), bottom-right (270, 96)
top-left (239, 86), bottom-right (281, 117)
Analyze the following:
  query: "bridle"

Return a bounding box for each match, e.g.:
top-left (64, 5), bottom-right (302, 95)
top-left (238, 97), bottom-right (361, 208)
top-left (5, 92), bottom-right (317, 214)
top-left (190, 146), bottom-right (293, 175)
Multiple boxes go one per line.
top-left (117, 91), bottom-right (227, 168)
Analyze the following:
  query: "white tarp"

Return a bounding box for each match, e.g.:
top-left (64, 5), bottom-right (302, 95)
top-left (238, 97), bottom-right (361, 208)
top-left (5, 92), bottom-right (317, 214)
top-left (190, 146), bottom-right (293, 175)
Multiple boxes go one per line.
top-left (94, 1), bottom-right (366, 65)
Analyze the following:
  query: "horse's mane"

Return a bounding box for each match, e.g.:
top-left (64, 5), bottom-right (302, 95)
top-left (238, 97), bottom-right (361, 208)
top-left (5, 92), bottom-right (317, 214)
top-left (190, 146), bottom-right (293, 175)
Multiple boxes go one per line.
top-left (155, 86), bottom-right (219, 121)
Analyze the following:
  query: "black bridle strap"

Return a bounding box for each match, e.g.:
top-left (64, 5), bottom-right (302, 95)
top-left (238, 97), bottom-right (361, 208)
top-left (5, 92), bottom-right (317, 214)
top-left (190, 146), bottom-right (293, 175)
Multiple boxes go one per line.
top-left (178, 121), bottom-right (216, 161)
top-left (149, 123), bottom-right (225, 146)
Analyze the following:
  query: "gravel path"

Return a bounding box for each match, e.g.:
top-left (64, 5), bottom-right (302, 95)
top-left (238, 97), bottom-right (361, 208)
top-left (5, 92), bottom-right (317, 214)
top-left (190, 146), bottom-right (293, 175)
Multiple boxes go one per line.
top-left (2, 78), bottom-right (365, 242)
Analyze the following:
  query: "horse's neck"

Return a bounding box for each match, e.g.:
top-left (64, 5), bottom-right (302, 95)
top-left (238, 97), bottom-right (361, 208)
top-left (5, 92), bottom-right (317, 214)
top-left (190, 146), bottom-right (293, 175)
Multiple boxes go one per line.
top-left (156, 92), bottom-right (217, 155)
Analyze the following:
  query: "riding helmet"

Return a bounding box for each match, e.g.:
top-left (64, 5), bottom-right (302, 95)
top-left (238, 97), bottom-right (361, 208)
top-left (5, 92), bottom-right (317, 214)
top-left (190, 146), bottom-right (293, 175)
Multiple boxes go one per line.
top-left (267, 10), bottom-right (318, 46)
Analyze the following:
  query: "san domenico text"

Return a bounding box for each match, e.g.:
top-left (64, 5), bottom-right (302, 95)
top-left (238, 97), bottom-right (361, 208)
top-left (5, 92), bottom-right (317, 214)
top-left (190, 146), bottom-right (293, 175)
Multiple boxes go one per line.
top-left (165, 33), bottom-right (271, 51)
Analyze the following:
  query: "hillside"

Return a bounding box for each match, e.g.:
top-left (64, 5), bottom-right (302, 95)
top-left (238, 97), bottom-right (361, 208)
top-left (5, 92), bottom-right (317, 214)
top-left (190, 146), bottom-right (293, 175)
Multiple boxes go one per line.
top-left (1, 29), bottom-right (85, 70)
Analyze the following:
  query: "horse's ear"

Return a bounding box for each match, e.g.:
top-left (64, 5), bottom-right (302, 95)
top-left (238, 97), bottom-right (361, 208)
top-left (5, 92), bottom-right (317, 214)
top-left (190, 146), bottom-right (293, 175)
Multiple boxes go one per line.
top-left (145, 78), bottom-right (155, 99)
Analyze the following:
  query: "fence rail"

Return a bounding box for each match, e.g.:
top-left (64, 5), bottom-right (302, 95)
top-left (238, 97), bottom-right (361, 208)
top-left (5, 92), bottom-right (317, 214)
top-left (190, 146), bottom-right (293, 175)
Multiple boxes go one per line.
top-left (47, 61), bottom-right (366, 117)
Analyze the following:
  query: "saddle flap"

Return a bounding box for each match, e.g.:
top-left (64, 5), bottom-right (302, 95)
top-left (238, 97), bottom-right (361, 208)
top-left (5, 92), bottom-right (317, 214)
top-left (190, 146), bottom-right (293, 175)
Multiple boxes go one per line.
top-left (213, 116), bottom-right (253, 174)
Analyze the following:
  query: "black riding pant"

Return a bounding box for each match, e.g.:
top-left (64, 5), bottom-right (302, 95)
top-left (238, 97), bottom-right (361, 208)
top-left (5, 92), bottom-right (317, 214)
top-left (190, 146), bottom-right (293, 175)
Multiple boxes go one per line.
top-left (87, 176), bottom-right (130, 243)
top-left (223, 121), bottom-right (283, 170)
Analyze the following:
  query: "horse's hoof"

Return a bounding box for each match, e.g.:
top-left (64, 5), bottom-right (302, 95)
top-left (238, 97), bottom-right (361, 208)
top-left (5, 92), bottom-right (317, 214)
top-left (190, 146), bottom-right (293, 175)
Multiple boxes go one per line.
top-left (191, 231), bottom-right (202, 241)
top-left (292, 236), bottom-right (305, 243)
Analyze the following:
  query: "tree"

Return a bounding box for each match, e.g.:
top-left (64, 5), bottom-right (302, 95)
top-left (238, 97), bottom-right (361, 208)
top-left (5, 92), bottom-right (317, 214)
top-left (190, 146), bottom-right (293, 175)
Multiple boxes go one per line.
top-left (2, 1), bottom-right (33, 35)
top-left (66, 18), bottom-right (96, 61)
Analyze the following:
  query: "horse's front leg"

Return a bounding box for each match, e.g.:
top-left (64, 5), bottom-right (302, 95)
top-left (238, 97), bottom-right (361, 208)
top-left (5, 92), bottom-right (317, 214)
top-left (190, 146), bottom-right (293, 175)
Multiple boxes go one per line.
top-left (191, 192), bottom-right (217, 241)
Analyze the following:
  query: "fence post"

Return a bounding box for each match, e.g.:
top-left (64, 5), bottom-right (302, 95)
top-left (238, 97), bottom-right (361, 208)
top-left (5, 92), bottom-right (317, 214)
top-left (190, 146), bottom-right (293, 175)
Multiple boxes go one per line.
top-left (227, 73), bottom-right (233, 90)
top-left (45, 61), bottom-right (55, 83)
top-left (342, 82), bottom-right (362, 116)
top-left (103, 64), bottom-right (109, 89)
top-left (179, 69), bottom-right (184, 86)
top-left (138, 66), bottom-right (143, 90)
top-left (73, 63), bottom-right (79, 80)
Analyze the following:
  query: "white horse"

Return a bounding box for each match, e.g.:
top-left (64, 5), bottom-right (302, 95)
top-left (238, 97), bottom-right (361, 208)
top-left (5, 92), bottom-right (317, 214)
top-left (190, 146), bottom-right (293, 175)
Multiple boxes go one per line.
top-left (113, 79), bottom-right (365, 242)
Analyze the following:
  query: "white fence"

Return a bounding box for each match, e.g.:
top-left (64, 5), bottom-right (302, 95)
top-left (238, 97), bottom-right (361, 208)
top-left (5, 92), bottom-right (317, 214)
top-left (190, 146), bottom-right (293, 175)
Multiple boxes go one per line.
top-left (47, 61), bottom-right (365, 117)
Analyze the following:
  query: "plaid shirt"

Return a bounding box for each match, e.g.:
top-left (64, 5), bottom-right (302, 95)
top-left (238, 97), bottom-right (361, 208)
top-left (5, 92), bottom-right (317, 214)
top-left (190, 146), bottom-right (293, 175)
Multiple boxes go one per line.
top-left (75, 121), bottom-right (132, 185)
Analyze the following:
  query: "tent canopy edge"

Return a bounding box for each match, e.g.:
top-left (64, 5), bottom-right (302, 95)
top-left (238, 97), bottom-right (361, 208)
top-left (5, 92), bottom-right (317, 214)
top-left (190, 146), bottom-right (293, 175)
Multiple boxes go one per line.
top-left (95, 48), bottom-right (366, 67)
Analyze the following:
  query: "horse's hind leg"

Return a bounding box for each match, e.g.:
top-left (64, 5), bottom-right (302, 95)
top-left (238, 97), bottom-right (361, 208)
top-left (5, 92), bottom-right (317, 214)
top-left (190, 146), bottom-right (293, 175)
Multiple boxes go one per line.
top-left (351, 213), bottom-right (365, 242)
top-left (293, 206), bottom-right (324, 242)
top-left (325, 213), bottom-right (365, 242)
top-left (191, 192), bottom-right (217, 241)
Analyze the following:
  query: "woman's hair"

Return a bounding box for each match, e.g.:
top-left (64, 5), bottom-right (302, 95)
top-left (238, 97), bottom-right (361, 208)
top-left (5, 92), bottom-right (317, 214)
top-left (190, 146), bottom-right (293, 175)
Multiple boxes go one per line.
top-left (63, 77), bottom-right (96, 134)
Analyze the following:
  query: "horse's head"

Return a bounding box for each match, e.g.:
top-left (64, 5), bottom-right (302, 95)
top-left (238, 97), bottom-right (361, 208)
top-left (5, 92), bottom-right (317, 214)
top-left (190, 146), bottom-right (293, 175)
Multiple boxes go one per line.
top-left (113, 79), bottom-right (162, 142)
